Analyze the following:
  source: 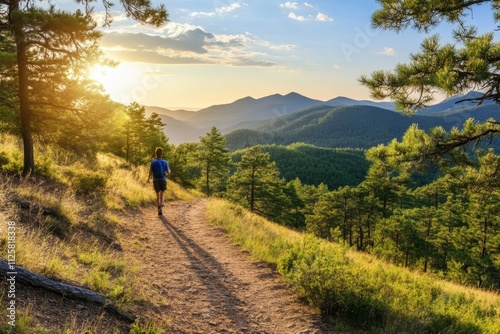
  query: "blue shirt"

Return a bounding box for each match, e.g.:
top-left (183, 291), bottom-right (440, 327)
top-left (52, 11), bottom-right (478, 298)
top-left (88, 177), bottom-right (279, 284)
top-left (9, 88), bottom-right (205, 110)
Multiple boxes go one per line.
top-left (150, 158), bottom-right (170, 180)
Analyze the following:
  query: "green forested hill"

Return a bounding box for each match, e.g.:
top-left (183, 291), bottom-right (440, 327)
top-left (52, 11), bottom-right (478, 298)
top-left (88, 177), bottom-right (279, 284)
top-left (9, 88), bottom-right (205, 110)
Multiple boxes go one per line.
top-left (225, 105), bottom-right (465, 151)
top-left (232, 143), bottom-right (369, 189)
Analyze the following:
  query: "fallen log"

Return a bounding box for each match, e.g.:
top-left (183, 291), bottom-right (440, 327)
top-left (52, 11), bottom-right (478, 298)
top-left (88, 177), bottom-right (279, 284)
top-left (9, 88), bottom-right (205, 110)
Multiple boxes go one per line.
top-left (0, 258), bottom-right (135, 323)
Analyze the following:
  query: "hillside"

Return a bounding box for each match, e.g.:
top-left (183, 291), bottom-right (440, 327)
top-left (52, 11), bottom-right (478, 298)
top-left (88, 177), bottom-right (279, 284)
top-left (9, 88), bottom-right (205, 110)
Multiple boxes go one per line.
top-left (0, 142), bottom-right (330, 333)
top-left (232, 143), bottom-right (369, 189)
top-left (225, 105), bottom-right (450, 151)
top-left (0, 184), bottom-right (330, 332)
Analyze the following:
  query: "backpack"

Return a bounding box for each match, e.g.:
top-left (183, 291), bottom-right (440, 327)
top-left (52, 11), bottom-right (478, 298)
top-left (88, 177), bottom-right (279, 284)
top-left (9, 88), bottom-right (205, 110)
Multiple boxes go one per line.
top-left (151, 159), bottom-right (165, 179)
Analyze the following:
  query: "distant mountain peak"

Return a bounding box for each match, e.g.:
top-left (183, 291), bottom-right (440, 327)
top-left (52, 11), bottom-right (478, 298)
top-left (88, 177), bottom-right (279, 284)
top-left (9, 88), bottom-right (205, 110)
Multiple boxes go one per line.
top-left (285, 92), bottom-right (305, 97)
top-left (234, 96), bottom-right (257, 103)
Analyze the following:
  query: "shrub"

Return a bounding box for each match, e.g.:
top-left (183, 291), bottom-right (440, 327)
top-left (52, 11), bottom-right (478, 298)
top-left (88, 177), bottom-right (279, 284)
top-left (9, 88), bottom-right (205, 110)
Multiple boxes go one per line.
top-left (61, 167), bottom-right (108, 194)
top-left (75, 170), bottom-right (107, 193)
top-left (129, 319), bottom-right (165, 334)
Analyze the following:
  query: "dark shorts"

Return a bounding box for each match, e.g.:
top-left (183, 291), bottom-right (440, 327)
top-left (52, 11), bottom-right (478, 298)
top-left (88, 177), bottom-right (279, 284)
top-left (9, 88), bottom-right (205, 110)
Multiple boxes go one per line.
top-left (153, 179), bottom-right (167, 193)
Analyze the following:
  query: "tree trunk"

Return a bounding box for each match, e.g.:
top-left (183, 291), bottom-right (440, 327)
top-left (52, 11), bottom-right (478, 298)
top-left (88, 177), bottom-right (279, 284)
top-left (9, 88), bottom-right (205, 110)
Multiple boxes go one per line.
top-left (9, 0), bottom-right (35, 176)
top-left (424, 215), bottom-right (432, 273)
top-left (0, 259), bottom-right (135, 323)
top-left (405, 245), bottom-right (410, 267)
top-left (250, 166), bottom-right (255, 211)
top-left (342, 198), bottom-right (348, 242)
top-left (481, 217), bottom-right (488, 258)
top-left (206, 166), bottom-right (211, 197)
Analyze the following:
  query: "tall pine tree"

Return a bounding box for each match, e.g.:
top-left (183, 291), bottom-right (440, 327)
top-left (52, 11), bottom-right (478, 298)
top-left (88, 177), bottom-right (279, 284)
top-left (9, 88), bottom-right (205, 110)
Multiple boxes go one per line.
top-left (198, 126), bottom-right (232, 196)
top-left (227, 146), bottom-right (291, 222)
top-left (1, 0), bottom-right (168, 176)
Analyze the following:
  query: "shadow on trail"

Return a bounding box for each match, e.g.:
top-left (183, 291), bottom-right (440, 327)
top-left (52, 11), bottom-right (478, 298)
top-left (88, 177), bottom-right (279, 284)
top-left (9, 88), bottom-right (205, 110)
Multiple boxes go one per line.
top-left (159, 215), bottom-right (251, 329)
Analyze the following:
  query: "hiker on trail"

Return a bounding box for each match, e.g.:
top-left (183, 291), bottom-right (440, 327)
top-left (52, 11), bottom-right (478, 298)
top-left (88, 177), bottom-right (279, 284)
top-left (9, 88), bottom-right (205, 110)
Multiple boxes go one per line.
top-left (148, 147), bottom-right (171, 216)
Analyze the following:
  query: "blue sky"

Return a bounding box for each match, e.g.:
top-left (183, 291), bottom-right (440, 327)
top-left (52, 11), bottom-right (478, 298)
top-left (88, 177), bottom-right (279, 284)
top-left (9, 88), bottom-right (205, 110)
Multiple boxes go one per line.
top-left (58, 1), bottom-right (496, 109)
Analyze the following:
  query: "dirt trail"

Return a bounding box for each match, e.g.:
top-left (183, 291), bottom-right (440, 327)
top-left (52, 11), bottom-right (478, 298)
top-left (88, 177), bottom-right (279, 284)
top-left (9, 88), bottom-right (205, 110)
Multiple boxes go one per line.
top-left (122, 198), bottom-right (335, 334)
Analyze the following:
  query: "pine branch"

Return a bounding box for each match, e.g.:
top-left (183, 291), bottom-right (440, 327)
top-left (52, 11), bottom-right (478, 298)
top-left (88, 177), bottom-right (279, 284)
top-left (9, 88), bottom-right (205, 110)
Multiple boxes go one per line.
top-left (25, 40), bottom-right (79, 57)
top-left (30, 100), bottom-right (82, 113)
top-left (434, 128), bottom-right (500, 156)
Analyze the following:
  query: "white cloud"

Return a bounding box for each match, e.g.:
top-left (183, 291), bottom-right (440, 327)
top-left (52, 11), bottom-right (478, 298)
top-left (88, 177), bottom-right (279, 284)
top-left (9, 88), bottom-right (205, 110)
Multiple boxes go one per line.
top-left (99, 24), bottom-right (283, 67)
top-left (303, 2), bottom-right (314, 8)
top-left (165, 22), bottom-right (203, 38)
top-left (288, 12), bottom-right (305, 21)
top-left (190, 2), bottom-right (245, 18)
top-left (190, 11), bottom-right (216, 18)
top-left (216, 3), bottom-right (244, 14)
top-left (316, 12), bottom-right (333, 22)
top-left (281, 2), bottom-right (299, 9)
top-left (379, 47), bottom-right (396, 56)
top-left (269, 44), bottom-right (296, 51)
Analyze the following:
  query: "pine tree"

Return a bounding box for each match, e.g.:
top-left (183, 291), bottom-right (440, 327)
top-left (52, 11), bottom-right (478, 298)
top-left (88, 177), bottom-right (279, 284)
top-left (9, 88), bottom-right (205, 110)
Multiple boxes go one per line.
top-left (462, 151), bottom-right (500, 288)
top-left (363, 0), bottom-right (500, 109)
top-left (360, 0), bottom-right (500, 153)
top-left (1, 0), bottom-right (168, 176)
top-left (305, 191), bottom-right (338, 240)
top-left (198, 126), bottom-right (232, 196)
top-left (124, 102), bottom-right (168, 164)
top-left (169, 142), bottom-right (200, 188)
top-left (227, 146), bottom-right (290, 221)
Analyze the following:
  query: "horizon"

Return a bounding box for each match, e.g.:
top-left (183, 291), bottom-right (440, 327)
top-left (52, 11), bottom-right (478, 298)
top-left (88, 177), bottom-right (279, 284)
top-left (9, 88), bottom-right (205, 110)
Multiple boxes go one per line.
top-left (147, 91), bottom-right (389, 111)
top-left (146, 89), bottom-right (467, 112)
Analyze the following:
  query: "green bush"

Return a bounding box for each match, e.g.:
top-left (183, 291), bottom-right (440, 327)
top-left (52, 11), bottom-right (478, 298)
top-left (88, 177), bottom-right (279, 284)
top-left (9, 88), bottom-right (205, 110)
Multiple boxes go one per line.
top-left (278, 235), bottom-right (386, 324)
top-left (0, 151), bottom-right (9, 167)
top-left (0, 148), bottom-right (23, 173)
top-left (73, 170), bottom-right (108, 194)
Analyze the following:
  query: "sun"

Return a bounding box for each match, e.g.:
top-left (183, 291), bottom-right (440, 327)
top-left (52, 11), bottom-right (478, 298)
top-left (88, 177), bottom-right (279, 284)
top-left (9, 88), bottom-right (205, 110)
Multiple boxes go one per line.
top-left (89, 65), bottom-right (119, 88)
top-left (88, 64), bottom-right (139, 103)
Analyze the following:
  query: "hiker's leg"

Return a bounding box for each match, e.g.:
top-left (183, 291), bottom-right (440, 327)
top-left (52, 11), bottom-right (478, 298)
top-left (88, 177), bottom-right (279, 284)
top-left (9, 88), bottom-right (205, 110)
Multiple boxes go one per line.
top-left (159, 191), bottom-right (164, 207)
top-left (156, 191), bottom-right (161, 207)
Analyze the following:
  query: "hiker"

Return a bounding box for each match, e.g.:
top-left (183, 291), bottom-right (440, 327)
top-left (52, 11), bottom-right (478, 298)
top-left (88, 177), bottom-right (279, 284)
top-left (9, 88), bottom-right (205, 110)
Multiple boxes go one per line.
top-left (148, 147), bottom-right (171, 216)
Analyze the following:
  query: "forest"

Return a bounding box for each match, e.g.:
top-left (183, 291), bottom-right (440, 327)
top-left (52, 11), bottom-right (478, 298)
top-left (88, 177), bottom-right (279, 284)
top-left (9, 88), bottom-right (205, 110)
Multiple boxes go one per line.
top-left (0, 1), bottom-right (500, 331)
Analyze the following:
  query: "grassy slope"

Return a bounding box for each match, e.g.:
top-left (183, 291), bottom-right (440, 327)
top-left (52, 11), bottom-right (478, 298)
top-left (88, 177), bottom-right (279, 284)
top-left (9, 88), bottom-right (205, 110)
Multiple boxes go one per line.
top-left (206, 198), bottom-right (500, 334)
top-left (0, 134), bottom-right (197, 333)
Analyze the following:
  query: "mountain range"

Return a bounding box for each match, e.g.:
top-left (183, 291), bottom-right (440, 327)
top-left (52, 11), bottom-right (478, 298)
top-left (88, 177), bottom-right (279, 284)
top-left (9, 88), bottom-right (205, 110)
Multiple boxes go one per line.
top-left (146, 91), bottom-right (498, 146)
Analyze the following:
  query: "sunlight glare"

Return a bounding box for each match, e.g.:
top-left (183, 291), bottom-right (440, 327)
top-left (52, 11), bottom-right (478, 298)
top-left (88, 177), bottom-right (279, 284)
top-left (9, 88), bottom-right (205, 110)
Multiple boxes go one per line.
top-left (89, 65), bottom-right (123, 89)
top-left (88, 64), bottom-right (145, 105)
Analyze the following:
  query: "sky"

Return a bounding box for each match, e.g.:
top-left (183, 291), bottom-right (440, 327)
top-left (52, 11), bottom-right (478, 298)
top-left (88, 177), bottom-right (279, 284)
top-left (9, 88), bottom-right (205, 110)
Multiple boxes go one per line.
top-left (57, 0), bottom-right (496, 110)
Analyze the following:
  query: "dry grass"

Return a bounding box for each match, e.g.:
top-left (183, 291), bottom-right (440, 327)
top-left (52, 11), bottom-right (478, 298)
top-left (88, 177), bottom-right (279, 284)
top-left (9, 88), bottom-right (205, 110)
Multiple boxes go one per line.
top-left (0, 135), bottom-right (198, 332)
